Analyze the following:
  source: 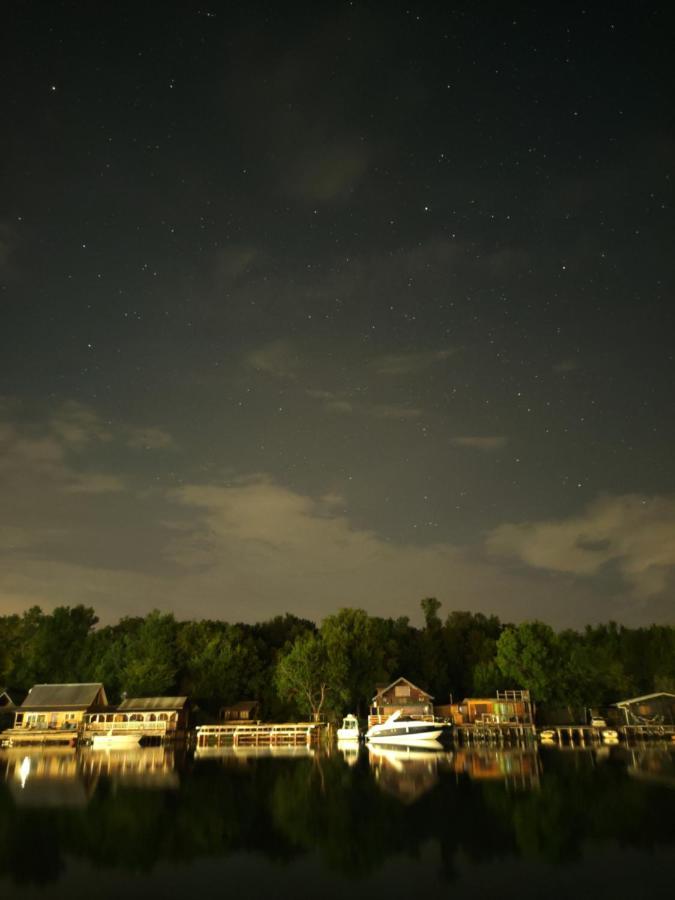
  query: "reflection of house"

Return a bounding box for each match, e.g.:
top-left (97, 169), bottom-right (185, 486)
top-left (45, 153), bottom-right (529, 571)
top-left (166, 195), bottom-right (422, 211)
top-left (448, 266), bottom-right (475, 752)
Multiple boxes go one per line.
top-left (439, 690), bottom-right (533, 726)
top-left (613, 693), bottom-right (675, 727)
top-left (3, 747), bottom-right (98, 807)
top-left (86, 696), bottom-right (190, 739)
top-left (12, 683), bottom-right (108, 733)
top-left (452, 748), bottom-right (540, 790)
top-left (369, 677), bottom-right (434, 727)
top-left (219, 700), bottom-right (260, 722)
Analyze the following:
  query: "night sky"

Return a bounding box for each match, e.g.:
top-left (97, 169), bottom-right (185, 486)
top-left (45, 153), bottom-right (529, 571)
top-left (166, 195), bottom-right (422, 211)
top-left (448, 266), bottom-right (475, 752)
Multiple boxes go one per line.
top-left (2, 2), bottom-right (674, 627)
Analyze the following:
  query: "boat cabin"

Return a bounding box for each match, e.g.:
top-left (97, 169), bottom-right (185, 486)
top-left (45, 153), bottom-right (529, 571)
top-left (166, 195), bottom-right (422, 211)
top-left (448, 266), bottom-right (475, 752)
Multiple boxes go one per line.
top-left (13, 683), bottom-right (108, 732)
top-left (369, 677), bottom-right (434, 727)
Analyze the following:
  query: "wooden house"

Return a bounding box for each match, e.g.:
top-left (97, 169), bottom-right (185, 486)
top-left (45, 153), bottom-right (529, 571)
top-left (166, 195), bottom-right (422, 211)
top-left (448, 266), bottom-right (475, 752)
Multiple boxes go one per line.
top-left (369, 677), bottom-right (434, 727)
top-left (12, 683), bottom-right (108, 733)
top-left (85, 696), bottom-right (190, 739)
top-left (219, 700), bottom-right (260, 722)
top-left (613, 692), bottom-right (675, 727)
top-left (440, 690), bottom-right (533, 726)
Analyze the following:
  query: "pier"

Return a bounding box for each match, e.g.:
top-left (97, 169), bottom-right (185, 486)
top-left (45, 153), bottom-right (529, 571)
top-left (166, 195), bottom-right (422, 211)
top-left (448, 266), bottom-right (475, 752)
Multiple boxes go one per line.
top-left (195, 722), bottom-right (324, 748)
top-left (453, 723), bottom-right (537, 744)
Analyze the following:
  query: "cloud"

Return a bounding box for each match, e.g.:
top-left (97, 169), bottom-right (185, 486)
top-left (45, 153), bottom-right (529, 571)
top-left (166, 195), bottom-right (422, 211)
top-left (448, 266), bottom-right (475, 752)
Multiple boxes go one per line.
top-left (246, 340), bottom-right (299, 379)
top-left (306, 389), bottom-right (422, 420)
top-left (486, 494), bottom-right (675, 597)
top-left (50, 401), bottom-right (113, 448)
top-left (373, 349), bottom-right (454, 376)
top-left (553, 359), bottom-right (581, 374)
top-left (450, 436), bottom-right (507, 451)
top-left (125, 427), bottom-right (174, 450)
top-left (289, 143), bottom-right (369, 202)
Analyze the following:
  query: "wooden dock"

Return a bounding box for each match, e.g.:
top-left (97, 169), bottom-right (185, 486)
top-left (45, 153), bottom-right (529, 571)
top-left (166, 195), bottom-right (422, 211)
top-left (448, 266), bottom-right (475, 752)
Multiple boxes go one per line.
top-left (195, 722), bottom-right (325, 748)
top-left (538, 724), bottom-right (675, 745)
top-left (453, 723), bottom-right (537, 744)
top-left (0, 727), bottom-right (82, 747)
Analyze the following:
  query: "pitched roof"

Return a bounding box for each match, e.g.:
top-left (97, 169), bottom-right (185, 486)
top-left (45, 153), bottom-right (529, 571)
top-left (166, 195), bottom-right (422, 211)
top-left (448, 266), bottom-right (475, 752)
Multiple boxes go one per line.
top-left (21, 683), bottom-right (107, 710)
top-left (614, 692), bottom-right (675, 707)
top-left (221, 700), bottom-right (259, 712)
top-left (117, 696), bottom-right (188, 711)
top-left (372, 676), bottom-right (433, 702)
top-left (0, 688), bottom-right (18, 708)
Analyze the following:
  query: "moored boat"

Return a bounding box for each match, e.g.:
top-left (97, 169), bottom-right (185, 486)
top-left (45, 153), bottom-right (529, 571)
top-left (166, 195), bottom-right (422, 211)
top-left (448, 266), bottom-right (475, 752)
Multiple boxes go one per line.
top-left (366, 710), bottom-right (444, 746)
top-left (337, 714), bottom-right (361, 741)
top-left (91, 731), bottom-right (141, 750)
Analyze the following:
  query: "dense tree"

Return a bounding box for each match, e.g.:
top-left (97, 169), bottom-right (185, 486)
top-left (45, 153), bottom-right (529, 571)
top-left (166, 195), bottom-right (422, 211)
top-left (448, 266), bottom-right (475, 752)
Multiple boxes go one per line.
top-left (275, 632), bottom-right (331, 721)
top-left (119, 611), bottom-right (178, 697)
top-left (495, 622), bottom-right (562, 704)
top-left (1, 602), bottom-right (673, 718)
top-left (320, 608), bottom-right (387, 716)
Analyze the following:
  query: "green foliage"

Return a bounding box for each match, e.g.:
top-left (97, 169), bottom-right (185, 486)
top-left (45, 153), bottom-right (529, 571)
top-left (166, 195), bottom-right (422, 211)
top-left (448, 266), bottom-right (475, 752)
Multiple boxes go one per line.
top-left (0, 601), bottom-right (673, 715)
top-left (496, 622), bottom-right (562, 704)
top-left (275, 632), bottom-right (330, 720)
top-left (320, 608), bottom-right (387, 716)
top-left (119, 611), bottom-right (178, 697)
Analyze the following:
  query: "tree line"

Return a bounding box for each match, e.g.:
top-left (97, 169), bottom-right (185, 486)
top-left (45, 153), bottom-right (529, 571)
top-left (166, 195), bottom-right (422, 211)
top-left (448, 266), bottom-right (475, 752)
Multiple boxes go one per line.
top-left (0, 600), bottom-right (673, 720)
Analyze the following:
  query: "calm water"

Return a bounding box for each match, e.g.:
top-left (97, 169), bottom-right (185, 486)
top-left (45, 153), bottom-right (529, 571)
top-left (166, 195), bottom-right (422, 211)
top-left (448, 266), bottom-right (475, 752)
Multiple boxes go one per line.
top-left (0, 743), bottom-right (672, 899)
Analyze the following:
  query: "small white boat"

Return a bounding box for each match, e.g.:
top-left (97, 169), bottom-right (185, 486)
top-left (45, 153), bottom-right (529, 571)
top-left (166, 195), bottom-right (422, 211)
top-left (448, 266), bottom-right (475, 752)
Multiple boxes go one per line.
top-left (91, 731), bottom-right (141, 750)
top-left (337, 714), bottom-right (361, 742)
top-left (366, 710), bottom-right (444, 746)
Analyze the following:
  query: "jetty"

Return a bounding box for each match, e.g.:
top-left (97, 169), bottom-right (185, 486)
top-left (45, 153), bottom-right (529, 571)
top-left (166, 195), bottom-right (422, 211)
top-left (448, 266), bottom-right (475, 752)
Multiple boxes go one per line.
top-left (195, 722), bottom-right (324, 749)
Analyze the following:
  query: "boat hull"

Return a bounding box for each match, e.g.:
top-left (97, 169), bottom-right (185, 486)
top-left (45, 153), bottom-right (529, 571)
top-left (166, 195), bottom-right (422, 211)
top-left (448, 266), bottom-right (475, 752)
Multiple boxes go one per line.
top-left (366, 726), bottom-right (444, 746)
top-left (91, 734), bottom-right (141, 749)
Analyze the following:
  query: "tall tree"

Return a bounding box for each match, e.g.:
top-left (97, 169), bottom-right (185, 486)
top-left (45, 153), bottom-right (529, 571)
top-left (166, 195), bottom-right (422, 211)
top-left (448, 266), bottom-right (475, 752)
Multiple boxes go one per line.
top-left (275, 632), bottom-right (330, 721)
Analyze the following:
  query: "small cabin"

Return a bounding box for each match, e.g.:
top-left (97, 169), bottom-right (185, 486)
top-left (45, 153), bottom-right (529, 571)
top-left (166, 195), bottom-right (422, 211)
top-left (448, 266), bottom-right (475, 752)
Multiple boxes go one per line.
top-left (13, 683), bottom-right (108, 732)
top-left (441, 690), bottom-right (533, 726)
top-left (86, 696), bottom-right (190, 737)
top-left (369, 677), bottom-right (434, 727)
top-left (219, 700), bottom-right (260, 722)
top-left (613, 692), bottom-right (675, 727)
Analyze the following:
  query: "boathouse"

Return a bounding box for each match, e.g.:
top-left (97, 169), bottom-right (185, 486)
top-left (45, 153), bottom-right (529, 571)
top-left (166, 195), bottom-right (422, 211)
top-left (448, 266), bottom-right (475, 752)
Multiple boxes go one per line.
top-left (613, 692), bottom-right (675, 726)
top-left (441, 690), bottom-right (533, 726)
top-left (12, 683), bottom-right (108, 732)
top-left (85, 696), bottom-right (190, 739)
top-left (219, 700), bottom-right (260, 722)
top-left (369, 677), bottom-right (434, 727)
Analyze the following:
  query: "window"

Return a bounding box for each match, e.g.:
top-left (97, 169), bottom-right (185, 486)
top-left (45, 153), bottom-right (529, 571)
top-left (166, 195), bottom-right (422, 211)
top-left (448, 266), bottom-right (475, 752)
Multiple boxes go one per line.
top-left (394, 685), bottom-right (411, 697)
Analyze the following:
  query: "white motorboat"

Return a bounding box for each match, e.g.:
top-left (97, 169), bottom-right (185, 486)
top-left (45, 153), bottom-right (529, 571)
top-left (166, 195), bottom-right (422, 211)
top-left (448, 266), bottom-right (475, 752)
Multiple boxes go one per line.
top-left (366, 710), bottom-right (444, 746)
top-left (91, 731), bottom-right (141, 750)
top-left (337, 714), bottom-right (361, 741)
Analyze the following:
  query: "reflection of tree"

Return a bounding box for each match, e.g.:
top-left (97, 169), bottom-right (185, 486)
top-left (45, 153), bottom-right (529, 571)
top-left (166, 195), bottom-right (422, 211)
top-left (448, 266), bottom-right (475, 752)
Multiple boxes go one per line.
top-left (0, 749), bottom-right (674, 886)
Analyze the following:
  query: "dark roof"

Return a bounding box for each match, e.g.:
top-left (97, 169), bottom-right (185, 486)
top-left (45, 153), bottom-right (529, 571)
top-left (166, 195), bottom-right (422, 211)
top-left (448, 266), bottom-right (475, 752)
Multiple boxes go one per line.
top-left (117, 696), bottom-right (188, 711)
top-left (372, 676), bottom-right (433, 702)
top-left (614, 692), bottom-right (675, 707)
top-left (221, 700), bottom-right (259, 712)
top-left (21, 683), bottom-right (107, 710)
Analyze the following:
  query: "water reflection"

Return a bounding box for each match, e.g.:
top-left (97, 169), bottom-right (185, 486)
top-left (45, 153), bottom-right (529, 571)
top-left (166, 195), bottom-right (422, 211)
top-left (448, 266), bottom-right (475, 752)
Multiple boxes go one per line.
top-left (0, 744), bottom-right (672, 893)
top-left (368, 745), bottom-right (445, 803)
top-left (3, 748), bottom-right (96, 808)
top-left (2, 746), bottom-right (180, 806)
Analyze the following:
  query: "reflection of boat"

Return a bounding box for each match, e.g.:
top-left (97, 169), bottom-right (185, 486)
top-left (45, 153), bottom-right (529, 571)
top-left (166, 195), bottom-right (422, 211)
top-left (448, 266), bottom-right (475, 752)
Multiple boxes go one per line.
top-left (368, 744), bottom-right (446, 802)
top-left (366, 710), bottom-right (443, 746)
top-left (337, 741), bottom-right (360, 765)
top-left (337, 714), bottom-right (361, 741)
top-left (91, 731), bottom-right (141, 749)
